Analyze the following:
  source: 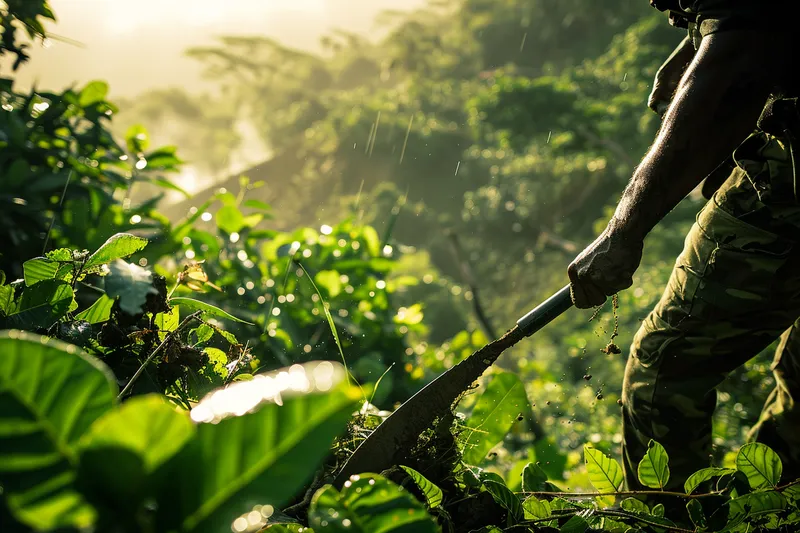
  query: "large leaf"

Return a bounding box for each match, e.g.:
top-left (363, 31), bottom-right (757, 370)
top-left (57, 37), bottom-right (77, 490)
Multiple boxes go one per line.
top-left (7, 279), bottom-right (75, 329)
top-left (736, 443), bottom-right (782, 489)
top-left (23, 257), bottom-right (60, 286)
top-left (85, 233), bottom-right (148, 270)
top-left (0, 330), bottom-right (117, 530)
top-left (309, 474), bottom-right (439, 533)
top-left (216, 205), bottom-right (245, 234)
top-left (637, 440), bottom-right (670, 489)
top-left (583, 445), bottom-right (623, 506)
top-left (75, 295), bottom-right (114, 324)
top-left (75, 395), bottom-right (195, 518)
top-left (461, 372), bottom-right (529, 466)
top-left (155, 361), bottom-right (360, 532)
top-left (169, 297), bottom-right (253, 325)
top-left (726, 491), bottom-right (787, 528)
top-left (400, 466), bottom-right (443, 508)
top-left (482, 476), bottom-right (523, 523)
top-left (684, 467), bottom-right (735, 494)
top-left (104, 260), bottom-right (158, 316)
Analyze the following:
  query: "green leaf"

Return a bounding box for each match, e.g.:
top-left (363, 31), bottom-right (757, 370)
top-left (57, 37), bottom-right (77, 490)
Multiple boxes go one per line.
top-left (727, 490), bottom-right (786, 526)
top-left (23, 257), bottom-right (60, 286)
top-left (263, 525), bottom-right (312, 532)
top-left (0, 330), bottom-right (117, 530)
top-left (362, 226), bottom-right (381, 257)
top-left (521, 462), bottom-right (549, 492)
top-left (80, 395), bottom-right (193, 471)
top-left (637, 440), bottom-right (670, 489)
top-left (736, 443), bottom-right (782, 489)
top-left (194, 324), bottom-right (214, 344)
top-left (155, 306), bottom-right (180, 333)
top-left (150, 176), bottom-right (190, 197)
top-left (85, 233), bottom-right (148, 270)
top-left (483, 478), bottom-right (523, 522)
top-left (684, 467), bottom-right (735, 494)
top-left (8, 279), bottom-right (75, 329)
top-left (126, 124), bottom-right (150, 153)
top-left (105, 260), bottom-right (157, 316)
top-left (0, 285), bottom-right (13, 315)
top-left (400, 466), bottom-right (443, 508)
top-left (315, 270), bottom-right (342, 298)
top-left (686, 499), bottom-right (706, 530)
top-left (75, 295), bottom-right (114, 324)
top-left (584, 444), bottom-right (623, 505)
top-left (155, 361), bottom-right (360, 532)
top-left (243, 199), bottom-right (272, 212)
top-left (560, 515), bottom-right (589, 533)
top-left (216, 205), bottom-right (245, 234)
top-left (522, 495), bottom-right (551, 519)
top-left (620, 497), bottom-right (649, 514)
top-left (79, 81), bottom-right (109, 107)
top-left (461, 372), bottom-right (529, 466)
top-left (309, 474), bottom-right (439, 533)
top-left (652, 503), bottom-right (665, 517)
top-left (169, 297), bottom-right (253, 325)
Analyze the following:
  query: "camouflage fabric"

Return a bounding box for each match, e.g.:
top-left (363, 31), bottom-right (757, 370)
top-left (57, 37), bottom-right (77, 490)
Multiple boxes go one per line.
top-left (622, 128), bottom-right (800, 493)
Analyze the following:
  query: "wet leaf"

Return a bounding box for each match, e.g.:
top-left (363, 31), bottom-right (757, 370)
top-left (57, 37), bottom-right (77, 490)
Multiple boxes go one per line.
top-left (105, 260), bottom-right (157, 316)
top-left (75, 295), bottom-right (114, 324)
top-left (85, 233), bottom-right (148, 270)
top-left (522, 495), bottom-right (551, 519)
top-left (7, 279), bottom-right (76, 329)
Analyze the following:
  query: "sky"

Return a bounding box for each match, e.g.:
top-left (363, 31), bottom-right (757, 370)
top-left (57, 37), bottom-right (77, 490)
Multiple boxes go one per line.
top-left (17, 0), bottom-right (426, 97)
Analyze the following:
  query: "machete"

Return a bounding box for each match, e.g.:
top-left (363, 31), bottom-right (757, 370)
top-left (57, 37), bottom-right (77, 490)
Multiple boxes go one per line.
top-left (333, 284), bottom-right (573, 487)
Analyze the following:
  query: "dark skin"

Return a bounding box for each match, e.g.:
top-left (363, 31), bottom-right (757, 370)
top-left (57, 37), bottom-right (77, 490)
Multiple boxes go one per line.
top-left (569, 29), bottom-right (787, 308)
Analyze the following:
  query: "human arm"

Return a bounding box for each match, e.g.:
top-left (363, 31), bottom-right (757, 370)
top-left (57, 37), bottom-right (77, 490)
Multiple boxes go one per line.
top-left (568, 29), bottom-right (787, 308)
top-left (648, 35), bottom-right (696, 116)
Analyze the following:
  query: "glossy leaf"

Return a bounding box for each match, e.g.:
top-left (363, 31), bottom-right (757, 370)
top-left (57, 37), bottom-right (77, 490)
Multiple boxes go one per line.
top-left (400, 465), bottom-right (443, 508)
top-left (155, 361), bottom-right (360, 533)
top-left (85, 233), bottom-right (148, 270)
top-left (637, 440), bottom-right (670, 489)
top-left (684, 467), bottom-right (735, 494)
top-left (169, 297), bottom-right (253, 325)
top-left (736, 443), bottom-right (782, 489)
top-left (105, 260), bottom-right (157, 316)
top-left (0, 330), bottom-right (117, 530)
top-left (461, 372), bottom-right (529, 466)
top-left (309, 474), bottom-right (439, 533)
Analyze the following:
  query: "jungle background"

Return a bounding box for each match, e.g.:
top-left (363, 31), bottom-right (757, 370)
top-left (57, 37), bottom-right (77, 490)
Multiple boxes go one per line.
top-left (0, 0), bottom-right (784, 531)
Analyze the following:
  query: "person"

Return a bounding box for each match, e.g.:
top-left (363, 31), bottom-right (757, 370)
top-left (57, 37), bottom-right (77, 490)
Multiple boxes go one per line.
top-left (567, 0), bottom-right (800, 493)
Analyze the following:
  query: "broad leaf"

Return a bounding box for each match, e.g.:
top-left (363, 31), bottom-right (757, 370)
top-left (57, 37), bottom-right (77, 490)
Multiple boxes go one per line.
top-left (23, 257), bottom-right (60, 286)
top-left (483, 478), bottom-right (524, 522)
top-left (79, 81), bottom-right (109, 107)
top-left (155, 306), bottom-right (180, 333)
top-left (105, 260), bottom-right (157, 316)
top-left (79, 395), bottom-right (194, 472)
top-left (75, 295), bottom-right (114, 324)
top-left (736, 443), bottom-right (782, 489)
top-left (726, 491), bottom-right (786, 528)
top-left (521, 462), bottom-right (549, 492)
top-left (155, 361), bottom-right (359, 532)
top-left (461, 372), bottom-right (529, 466)
top-left (637, 440), bottom-right (670, 489)
top-left (315, 270), bottom-right (342, 298)
top-left (620, 497), bottom-right (649, 514)
top-left (0, 330), bottom-right (117, 530)
top-left (309, 474), bottom-right (439, 533)
top-left (85, 233), bottom-right (148, 270)
top-left (584, 445), bottom-right (622, 506)
top-left (7, 279), bottom-right (75, 329)
top-left (522, 495), bottom-right (551, 519)
top-left (686, 499), bottom-right (707, 530)
top-left (400, 466), bottom-right (443, 508)
top-left (560, 515), bottom-right (589, 533)
top-left (684, 467), bottom-right (735, 494)
top-left (169, 297), bottom-right (253, 325)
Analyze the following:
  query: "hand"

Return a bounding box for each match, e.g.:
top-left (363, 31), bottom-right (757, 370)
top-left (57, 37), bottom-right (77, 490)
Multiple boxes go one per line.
top-left (648, 36), bottom-right (695, 117)
top-left (567, 226), bottom-right (644, 309)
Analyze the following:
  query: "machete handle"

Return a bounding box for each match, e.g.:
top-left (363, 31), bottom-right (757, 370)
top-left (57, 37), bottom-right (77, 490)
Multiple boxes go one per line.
top-left (516, 284), bottom-right (573, 337)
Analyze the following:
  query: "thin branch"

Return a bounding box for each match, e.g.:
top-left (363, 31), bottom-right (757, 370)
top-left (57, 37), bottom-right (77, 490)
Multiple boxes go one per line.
top-left (118, 311), bottom-right (202, 399)
top-left (42, 170), bottom-right (72, 254)
top-left (519, 488), bottom-right (726, 500)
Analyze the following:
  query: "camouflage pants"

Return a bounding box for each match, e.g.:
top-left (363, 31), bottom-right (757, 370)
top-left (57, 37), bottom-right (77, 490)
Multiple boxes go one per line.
top-left (622, 130), bottom-right (800, 492)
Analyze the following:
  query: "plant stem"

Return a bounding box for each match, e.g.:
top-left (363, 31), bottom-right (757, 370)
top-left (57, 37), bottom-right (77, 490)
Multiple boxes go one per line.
top-left (42, 170), bottom-right (73, 254)
top-left (520, 488), bottom-right (726, 500)
top-left (117, 311), bottom-right (202, 399)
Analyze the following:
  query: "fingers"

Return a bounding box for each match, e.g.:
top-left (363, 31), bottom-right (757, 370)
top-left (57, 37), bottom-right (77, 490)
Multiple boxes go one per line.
top-left (570, 280), bottom-right (607, 309)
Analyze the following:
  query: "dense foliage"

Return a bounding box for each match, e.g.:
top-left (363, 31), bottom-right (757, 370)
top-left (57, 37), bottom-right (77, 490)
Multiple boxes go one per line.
top-left (0, 1), bottom-right (792, 532)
